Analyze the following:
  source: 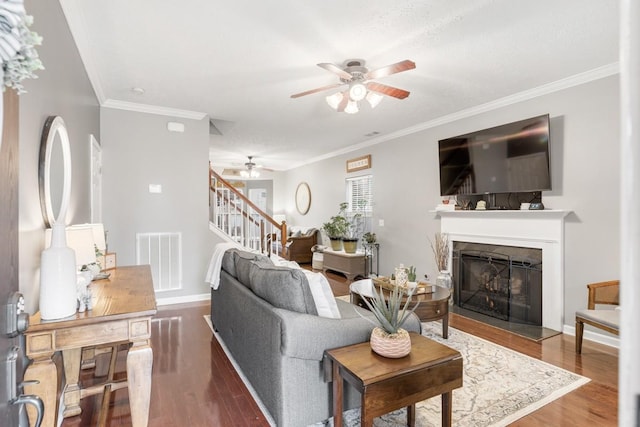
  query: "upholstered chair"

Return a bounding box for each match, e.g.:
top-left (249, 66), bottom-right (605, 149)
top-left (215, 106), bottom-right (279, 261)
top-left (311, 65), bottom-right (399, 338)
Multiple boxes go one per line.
top-left (575, 280), bottom-right (620, 354)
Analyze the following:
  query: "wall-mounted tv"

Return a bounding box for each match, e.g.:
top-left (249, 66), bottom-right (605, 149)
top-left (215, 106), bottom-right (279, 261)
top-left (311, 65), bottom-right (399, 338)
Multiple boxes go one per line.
top-left (438, 114), bottom-right (551, 196)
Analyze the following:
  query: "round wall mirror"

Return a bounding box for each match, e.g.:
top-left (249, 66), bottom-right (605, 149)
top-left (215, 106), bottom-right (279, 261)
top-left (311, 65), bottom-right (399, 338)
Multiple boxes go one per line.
top-left (295, 182), bottom-right (311, 215)
top-left (38, 116), bottom-right (72, 227)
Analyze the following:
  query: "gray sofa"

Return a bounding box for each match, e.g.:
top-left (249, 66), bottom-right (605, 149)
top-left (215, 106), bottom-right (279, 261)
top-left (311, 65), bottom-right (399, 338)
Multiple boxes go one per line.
top-left (210, 249), bottom-right (421, 426)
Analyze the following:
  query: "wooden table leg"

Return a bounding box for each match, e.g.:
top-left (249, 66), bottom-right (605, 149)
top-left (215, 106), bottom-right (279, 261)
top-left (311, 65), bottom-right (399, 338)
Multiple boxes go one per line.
top-left (127, 340), bottom-right (153, 427)
top-left (442, 391), bottom-right (453, 427)
top-left (332, 362), bottom-right (343, 427)
top-left (24, 355), bottom-right (57, 427)
top-left (361, 396), bottom-right (373, 427)
top-left (443, 312), bottom-right (449, 339)
top-left (62, 347), bottom-right (82, 418)
top-left (407, 403), bottom-right (416, 426)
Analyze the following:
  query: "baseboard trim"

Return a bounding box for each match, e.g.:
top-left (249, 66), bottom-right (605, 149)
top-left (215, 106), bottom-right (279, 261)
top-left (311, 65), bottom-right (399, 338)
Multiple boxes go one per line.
top-left (563, 324), bottom-right (619, 349)
top-left (156, 293), bottom-right (210, 306)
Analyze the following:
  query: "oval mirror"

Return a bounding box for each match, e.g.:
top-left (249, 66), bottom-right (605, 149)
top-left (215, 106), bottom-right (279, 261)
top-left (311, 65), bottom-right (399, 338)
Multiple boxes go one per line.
top-left (38, 116), bottom-right (72, 227)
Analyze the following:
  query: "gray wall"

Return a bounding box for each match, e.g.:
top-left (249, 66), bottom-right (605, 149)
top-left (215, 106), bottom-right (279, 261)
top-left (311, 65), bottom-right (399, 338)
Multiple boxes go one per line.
top-left (100, 108), bottom-right (213, 301)
top-left (279, 75), bottom-right (620, 331)
top-left (19, 0), bottom-right (100, 313)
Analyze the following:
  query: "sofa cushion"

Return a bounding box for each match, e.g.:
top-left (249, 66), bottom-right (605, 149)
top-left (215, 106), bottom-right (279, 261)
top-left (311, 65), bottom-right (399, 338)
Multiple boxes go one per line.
top-left (234, 251), bottom-right (272, 289)
top-left (249, 260), bottom-right (318, 315)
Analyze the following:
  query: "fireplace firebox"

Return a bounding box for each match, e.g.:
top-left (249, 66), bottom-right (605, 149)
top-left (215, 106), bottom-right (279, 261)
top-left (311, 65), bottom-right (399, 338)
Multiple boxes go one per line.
top-left (452, 242), bottom-right (542, 326)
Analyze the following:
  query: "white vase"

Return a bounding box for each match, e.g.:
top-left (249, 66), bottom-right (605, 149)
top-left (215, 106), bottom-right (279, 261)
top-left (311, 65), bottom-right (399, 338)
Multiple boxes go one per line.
top-left (436, 270), bottom-right (453, 306)
top-left (40, 223), bottom-right (78, 319)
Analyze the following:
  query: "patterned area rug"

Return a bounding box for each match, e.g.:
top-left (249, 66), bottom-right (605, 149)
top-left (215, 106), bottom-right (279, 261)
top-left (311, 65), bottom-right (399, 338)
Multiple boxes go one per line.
top-left (204, 316), bottom-right (589, 427)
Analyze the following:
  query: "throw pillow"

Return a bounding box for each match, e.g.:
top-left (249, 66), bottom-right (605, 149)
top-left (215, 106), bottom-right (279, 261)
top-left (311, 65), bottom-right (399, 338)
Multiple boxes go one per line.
top-left (302, 270), bottom-right (341, 319)
top-left (234, 250), bottom-right (272, 289)
top-left (249, 260), bottom-right (317, 315)
top-left (270, 253), bottom-right (301, 270)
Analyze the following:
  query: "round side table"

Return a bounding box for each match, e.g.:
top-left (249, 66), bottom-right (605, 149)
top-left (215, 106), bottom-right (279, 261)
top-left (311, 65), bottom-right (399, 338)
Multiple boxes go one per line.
top-left (349, 279), bottom-right (451, 338)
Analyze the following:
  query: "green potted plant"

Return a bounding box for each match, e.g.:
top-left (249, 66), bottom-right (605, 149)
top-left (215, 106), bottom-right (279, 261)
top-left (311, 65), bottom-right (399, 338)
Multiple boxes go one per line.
top-left (343, 210), bottom-right (363, 253)
top-left (356, 284), bottom-right (419, 358)
top-left (322, 202), bottom-right (349, 251)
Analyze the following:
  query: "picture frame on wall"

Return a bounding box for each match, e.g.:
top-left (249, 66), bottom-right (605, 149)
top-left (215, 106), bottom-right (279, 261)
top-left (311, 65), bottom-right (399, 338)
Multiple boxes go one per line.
top-left (346, 154), bottom-right (371, 173)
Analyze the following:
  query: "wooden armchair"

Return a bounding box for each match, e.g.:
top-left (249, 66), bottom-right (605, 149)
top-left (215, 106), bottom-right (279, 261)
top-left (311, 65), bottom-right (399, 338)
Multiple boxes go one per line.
top-left (575, 280), bottom-right (620, 353)
top-left (281, 228), bottom-right (318, 264)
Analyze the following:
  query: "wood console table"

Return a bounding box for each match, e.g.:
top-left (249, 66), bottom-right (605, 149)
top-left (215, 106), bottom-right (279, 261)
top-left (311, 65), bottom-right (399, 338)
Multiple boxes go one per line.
top-left (322, 250), bottom-right (367, 280)
top-left (23, 265), bottom-right (157, 427)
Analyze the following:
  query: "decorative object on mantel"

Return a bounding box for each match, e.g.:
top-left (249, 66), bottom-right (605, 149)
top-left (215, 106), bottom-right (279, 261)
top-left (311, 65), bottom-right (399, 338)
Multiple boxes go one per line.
top-left (430, 232), bottom-right (453, 305)
top-left (356, 282), bottom-right (419, 358)
top-left (39, 116), bottom-right (76, 320)
top-left (0, 0), bottom-right (43, 151)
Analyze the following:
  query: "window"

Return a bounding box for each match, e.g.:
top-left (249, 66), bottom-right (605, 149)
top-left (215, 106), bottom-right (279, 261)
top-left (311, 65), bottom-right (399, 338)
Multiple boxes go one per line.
top-left (346, 175), bottom-right (373, 215)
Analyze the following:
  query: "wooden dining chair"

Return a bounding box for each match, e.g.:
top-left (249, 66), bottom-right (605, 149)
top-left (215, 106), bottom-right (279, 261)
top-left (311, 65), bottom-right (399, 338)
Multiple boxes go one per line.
top-left (575, 280), bottom-right (620, 354)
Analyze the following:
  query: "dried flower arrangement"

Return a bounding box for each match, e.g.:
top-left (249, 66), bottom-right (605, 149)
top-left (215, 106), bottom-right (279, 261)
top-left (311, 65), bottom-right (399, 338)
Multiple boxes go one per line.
top-left (430, 232), bottom-right (449, 271)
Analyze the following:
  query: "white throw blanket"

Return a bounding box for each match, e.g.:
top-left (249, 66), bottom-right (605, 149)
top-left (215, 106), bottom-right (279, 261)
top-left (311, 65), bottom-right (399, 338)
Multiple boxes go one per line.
top-left (205, 242), bottom-right (241, 289)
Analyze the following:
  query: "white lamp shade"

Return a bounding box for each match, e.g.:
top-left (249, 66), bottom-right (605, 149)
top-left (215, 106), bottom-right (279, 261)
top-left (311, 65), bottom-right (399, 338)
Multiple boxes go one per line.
top-left (344, 100), bottom-right (359, 114)
top-left (66, 226), bottom-right (97, 268)
top-left (325, 92), bottom-right (344, 110)
top-left (366, 92), bottom-right (384, 108)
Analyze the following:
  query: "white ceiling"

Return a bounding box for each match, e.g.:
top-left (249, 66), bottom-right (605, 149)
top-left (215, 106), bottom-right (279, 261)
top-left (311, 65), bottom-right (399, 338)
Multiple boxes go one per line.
top-left (59, 0), bottom-right (619, 172)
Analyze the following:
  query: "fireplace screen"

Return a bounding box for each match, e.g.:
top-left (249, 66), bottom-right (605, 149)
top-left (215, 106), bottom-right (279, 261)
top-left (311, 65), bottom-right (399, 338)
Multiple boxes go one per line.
top-left (453, 243), bottom-right (542, 326)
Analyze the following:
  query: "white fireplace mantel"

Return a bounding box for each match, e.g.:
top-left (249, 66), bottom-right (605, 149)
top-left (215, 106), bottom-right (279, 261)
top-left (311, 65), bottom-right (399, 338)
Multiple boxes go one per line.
top-left (434, 209), bottom-right (571, 331)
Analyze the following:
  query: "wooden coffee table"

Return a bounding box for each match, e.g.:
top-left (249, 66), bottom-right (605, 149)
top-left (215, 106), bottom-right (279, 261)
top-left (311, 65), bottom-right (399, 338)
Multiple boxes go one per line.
top-left (350, 280), bottom-right (452, 338)
top-left (324, 332), bottom-right (463, 427)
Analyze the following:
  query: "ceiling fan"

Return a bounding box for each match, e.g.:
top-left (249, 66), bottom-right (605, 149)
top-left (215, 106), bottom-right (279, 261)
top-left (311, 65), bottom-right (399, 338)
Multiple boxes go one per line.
top-left (291, 59), bottom-right (416, 113)
top-left (222, 156), bottom-right (267, 178)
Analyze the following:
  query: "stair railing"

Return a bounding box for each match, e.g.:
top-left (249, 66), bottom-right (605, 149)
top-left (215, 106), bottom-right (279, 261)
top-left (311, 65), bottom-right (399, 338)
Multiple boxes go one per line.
top-left (209, 167), bottom-right (286, 255)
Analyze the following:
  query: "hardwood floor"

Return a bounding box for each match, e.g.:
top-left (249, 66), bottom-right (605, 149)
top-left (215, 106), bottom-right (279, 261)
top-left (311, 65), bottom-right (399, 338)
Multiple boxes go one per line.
top-left (62, 269), bottom-right (617, 426)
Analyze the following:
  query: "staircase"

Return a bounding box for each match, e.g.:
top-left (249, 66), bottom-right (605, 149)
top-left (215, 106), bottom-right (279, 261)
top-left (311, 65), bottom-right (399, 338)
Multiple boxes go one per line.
top-left (209, 167), bottom-right (286, 254)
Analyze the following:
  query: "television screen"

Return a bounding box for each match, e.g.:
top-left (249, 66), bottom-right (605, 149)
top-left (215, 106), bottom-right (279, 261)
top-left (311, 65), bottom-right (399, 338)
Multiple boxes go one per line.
top-left (438, 114), bottom-right (551, 196)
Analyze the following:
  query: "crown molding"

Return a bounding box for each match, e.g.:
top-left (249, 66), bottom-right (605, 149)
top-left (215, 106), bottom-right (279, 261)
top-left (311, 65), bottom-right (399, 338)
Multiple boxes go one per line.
top-left (102, 99), bottom-right (207, 120)
top-left (286, 63), bottom-right (620, 170)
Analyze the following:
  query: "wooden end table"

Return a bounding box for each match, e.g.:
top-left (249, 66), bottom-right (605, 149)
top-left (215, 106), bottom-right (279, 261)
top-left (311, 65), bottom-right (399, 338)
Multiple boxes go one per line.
top-left (350, 280), bottom-right (451, 338)
top-left (324, 332), bottom-right (463, 427)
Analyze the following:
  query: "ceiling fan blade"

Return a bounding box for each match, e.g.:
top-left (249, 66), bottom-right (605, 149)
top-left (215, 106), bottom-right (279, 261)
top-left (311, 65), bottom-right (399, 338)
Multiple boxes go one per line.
top-left (291, 83), bottom-right (344, 98)
top-left (366, 82), bottom-right (410, 99)
top-left (336, 90), bottom-right (350, 112)
top-left (364, 59), bottom-right (416, 80)
top-left (317, 63), bottom-right (353, 80)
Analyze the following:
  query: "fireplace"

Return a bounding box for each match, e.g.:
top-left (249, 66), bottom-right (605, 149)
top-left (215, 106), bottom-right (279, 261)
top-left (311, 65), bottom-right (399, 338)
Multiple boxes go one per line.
top-left (453, 242), bottom-right (542, 326)
top-left (436, 209), bottom-right (569, 331)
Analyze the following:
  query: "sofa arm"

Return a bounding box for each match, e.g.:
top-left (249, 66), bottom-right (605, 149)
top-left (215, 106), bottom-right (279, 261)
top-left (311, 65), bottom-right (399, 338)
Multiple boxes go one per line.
top-left (276, 300), bottom-right (421, 361)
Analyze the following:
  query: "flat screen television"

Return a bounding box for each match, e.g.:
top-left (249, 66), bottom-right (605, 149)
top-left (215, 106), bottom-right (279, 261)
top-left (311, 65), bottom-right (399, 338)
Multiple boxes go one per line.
top-left (438, 114), bottom-right (551, 196)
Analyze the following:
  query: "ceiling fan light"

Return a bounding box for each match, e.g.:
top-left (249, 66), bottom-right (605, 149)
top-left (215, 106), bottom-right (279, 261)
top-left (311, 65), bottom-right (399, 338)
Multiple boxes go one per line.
top-left (344, 100), bottom-right (359, 114)
top-left (325, 92), bottom-right (343, 110)
top-left (250, 169), bottom-right (260, 178)
top-left (366, 91), bottom-right (384, 108)
top-left (240, 170), bottom-right (249, 178)
top-left (349, 83), bottom-right (367, 101)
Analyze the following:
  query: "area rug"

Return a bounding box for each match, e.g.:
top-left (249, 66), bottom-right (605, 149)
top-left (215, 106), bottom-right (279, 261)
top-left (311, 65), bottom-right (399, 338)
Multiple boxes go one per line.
top-left (204, 316), bottom-right (590, 427)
